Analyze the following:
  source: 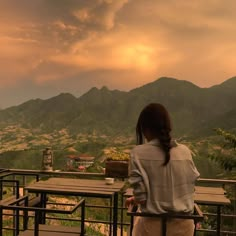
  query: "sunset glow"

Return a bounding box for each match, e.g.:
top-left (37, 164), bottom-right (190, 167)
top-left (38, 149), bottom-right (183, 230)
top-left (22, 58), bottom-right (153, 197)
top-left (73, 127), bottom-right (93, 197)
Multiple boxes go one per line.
top-left (0, 0), bottom-right (235, 108)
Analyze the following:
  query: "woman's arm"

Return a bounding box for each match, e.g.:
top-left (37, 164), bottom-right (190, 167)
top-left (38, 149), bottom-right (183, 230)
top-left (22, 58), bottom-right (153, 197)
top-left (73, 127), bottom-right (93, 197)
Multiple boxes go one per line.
top-left (128, 151), bottom-right (147, 203)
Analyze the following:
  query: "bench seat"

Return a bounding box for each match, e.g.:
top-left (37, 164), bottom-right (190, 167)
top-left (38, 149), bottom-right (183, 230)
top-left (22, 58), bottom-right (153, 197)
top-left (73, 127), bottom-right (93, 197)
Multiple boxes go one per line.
top-left (19, 230), bottom-right (80, 236)
top-left (0, 196), bottom-right (41, 207)
top-left (1, 196), bottom-right (85, 236)
top-left (19, 222), bottom-right (83, 236)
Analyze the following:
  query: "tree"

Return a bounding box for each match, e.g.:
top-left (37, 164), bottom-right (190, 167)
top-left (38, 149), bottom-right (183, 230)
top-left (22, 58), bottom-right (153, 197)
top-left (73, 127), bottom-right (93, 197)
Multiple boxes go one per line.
top-left (209, 128), bottom-right (236, 172)
top-left (208, 128), bottom-right (236, 233)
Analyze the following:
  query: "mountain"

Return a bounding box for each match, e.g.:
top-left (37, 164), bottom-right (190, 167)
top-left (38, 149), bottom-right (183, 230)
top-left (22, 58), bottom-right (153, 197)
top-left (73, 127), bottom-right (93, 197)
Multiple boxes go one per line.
top-left (0, 77), bottom-right (236, 138)
top-left (0, 93), bottom-right (79, 130)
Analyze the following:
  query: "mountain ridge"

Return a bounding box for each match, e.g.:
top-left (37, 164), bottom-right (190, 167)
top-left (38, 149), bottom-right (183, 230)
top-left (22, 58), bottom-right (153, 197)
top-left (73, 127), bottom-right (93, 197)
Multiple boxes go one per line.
top-left (0, 77), bottom-right (235, 138)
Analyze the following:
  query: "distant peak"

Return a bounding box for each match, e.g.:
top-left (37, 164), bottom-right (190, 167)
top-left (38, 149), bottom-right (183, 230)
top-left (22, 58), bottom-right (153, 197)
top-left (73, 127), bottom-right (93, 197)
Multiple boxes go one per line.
top-left (100, 86), bottom-right (109, 91)
top-left (88, 87), bottom-right (99, 93)
top-left (155, 77), bottom-right (179, 82)
top-left (20, 98), bottom-right (43, 106)
top-left (81, 87), bottom-right (99, 98)
top-left (47, 93), bottom-right (77, 101)
top-left (155, 77), bottom-right (191, 84)
top-left (84, 86), bottom-right (110, 95)
top-left (154, 77), bottom-right (199, 88)
top-left (219, 76), bottom-right (236, 86)
top-left (57, 92), bottom-right (75, 98)
top-left (90, 86), bottom-right (99, 90)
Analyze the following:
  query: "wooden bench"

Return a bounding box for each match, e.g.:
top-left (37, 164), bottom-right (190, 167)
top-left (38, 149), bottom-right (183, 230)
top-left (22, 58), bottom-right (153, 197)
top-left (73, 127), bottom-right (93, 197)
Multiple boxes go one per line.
top-left (21, 225), bottom-right (83, 236)
top-left (26, 196), bottom-right (41, 207)
top-left (19, 231), bottom-right (80, 236)
top-left (0, 195), bottom-right (41, 207)
top-left (0, 195), bottom-right (44, 236)
top-left (127, 203), bottom-right (204, 236)
top-left (1, 195), bottom-right (40, 205)
top-left (0, 175), bottom-right (41, 207)
top-left (0, 195), bottom-right (18, 205)
top-left (0, 174), bottom-right (39, 200)
top-left (0, 179), bottom-right (20, 200)
top-left (0, 195), bottom-right (85, 236)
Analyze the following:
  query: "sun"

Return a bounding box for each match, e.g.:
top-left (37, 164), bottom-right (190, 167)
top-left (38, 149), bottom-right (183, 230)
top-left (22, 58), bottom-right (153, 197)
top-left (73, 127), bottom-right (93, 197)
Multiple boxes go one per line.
top-left (117, 43), bottom-right (156, 70)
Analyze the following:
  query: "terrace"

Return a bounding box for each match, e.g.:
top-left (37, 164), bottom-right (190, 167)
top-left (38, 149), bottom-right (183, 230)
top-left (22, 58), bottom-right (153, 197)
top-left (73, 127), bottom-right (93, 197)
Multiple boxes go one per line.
top-left (0, 168), bottom-right (235, 236)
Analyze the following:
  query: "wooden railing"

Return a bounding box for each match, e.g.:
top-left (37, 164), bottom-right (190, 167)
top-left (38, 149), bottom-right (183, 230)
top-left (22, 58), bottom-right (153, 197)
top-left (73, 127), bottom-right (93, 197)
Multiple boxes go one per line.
top-left (1, 169), bottom-right (235, 235)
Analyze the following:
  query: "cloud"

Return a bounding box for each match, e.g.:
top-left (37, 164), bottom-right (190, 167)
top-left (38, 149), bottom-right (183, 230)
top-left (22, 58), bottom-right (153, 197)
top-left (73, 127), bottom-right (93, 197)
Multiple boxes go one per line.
top-left (0, 0), bottom-right (130, 86)
top-left (73, 0), bottom-right (128, 30)
top-left (0, 0), bottom-right (236, 107)
top-left (49, 32), bottom-right (157, 70)
top-left (29, 30), bottom-right (159, 89)
top-left (0, 35), bottom-right (41, 87)
top-left (121, 0), bottom-right (236, 85)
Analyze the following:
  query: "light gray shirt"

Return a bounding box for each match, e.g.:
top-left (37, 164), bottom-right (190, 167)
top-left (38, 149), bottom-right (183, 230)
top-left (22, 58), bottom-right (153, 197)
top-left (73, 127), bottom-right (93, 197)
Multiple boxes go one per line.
top-left (129, 139), bottom-right (200, 214)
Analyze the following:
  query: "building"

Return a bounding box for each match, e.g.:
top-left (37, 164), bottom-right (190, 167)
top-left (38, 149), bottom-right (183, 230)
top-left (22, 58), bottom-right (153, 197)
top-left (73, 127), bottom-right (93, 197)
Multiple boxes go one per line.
top-left (66, 154), bottom-right (95, 171)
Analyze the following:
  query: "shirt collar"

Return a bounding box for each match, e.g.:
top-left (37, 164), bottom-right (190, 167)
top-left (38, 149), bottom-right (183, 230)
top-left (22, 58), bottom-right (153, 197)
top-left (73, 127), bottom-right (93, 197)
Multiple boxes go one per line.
top-left (147, 138), bottom-right (178, 147)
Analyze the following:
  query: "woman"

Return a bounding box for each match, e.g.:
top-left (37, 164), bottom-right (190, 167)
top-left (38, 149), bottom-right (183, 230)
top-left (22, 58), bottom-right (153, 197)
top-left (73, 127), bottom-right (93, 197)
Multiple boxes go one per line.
top-left (126, 103), bottom-right (200, 236)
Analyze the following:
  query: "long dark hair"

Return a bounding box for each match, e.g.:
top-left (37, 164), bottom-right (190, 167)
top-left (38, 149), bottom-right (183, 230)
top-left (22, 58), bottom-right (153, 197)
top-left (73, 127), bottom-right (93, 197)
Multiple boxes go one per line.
top-left (136, 103), bottom-right (172, 165)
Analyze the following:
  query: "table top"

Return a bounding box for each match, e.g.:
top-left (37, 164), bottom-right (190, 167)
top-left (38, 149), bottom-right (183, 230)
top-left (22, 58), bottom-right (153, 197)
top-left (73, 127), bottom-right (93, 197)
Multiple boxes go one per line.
top-left (194, 186), bottom-right (225, 195)
top-left (25, 178), bottom-right (125, 198)
top-left (124, 186), bottom-right (231, 206)
top-left (194, 193), bottom-right (230, 205)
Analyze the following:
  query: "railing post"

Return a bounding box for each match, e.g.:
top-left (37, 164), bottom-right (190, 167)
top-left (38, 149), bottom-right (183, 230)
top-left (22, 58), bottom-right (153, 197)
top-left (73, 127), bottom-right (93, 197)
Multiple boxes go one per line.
top-left (234, 183), bottom-right (236, 234)
top-left (113, 193), bottom-right (118, 236)
top-left (0, 180), bottom-right (2, 200)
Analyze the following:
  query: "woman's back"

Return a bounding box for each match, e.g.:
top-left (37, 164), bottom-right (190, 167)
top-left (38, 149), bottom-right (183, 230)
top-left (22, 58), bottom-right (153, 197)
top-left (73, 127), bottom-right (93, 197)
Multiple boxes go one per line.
top-left (126, 103), bottom-right (200, 235)
top-left (129, 139), bottom-right (200, 214)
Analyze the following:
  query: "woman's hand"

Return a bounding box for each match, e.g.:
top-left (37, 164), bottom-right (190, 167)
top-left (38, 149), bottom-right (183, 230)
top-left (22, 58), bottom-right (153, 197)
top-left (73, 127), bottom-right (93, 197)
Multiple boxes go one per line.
top-left (125, 196), bottom-right (135, 208)
top-left (125, 196), bottom-right (146, 208)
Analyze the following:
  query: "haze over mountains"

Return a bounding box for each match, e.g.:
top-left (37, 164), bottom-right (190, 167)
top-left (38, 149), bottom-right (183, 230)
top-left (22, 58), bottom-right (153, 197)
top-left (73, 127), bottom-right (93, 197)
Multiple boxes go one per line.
top-left (0, 77), bottom-right (235, 138)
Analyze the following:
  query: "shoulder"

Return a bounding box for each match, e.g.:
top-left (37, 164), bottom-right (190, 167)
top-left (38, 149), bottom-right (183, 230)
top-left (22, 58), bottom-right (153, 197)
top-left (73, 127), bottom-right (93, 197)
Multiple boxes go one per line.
top-left (172, 140), bottom-right (190, 151)
top-left (131, 142), bottom-right (164, 161)
top-left (171, 142), bottom-right (193, 159)
top-left (130, 143), bottom-right (150, 157)
top-left (131, 144), bottom-right (145, 154)
top-left (176, 143), bottom-right (191, 151)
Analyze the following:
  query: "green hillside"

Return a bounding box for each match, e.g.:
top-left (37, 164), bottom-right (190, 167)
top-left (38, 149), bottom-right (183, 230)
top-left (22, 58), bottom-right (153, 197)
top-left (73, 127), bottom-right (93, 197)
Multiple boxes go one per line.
top-left (0, 77), bottom-right (235, 138)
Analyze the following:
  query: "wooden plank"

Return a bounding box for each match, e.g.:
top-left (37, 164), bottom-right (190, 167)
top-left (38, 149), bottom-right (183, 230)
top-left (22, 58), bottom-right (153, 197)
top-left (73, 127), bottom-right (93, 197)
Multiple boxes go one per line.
top-left (0, 196), bottom-right (17, 205)
top-left (29, 182), bottom-right (122, 192)
top-left (0, 196), bottom-right (41, 208)
top-left (194, 193), bottom-right (231, 205)
top-left (20, 196), bottom-right (41, 207)
top-left (26, 178), bottom-right (124, 191)
top-left (18, 230), bottom-right (80, 236)
top-left (28, 224), bottom-right (81, 233)
top-left (46, 178), bottom-right (124, 189)
top-left (198, 178), bottom-right (236, 184)
top-left (26, 186), bottom-right (114, 197)
top-left (26, 184), bottom-right (116, 193)
top-left (124, 187), bottom-right (226, 197)
top-left (195, 186), bottom-right (225, 195)
top-left (39, 225), bottom-right (81, 233)
top-left (25, 178), bottom-right (125, 197)
top-left (124, 188), bottom-right (231, 205)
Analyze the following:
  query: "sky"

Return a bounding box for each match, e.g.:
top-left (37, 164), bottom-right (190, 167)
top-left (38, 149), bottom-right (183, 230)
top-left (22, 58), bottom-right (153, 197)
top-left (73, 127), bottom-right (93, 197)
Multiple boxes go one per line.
top-left (0, 0), bottom-right (236, 108)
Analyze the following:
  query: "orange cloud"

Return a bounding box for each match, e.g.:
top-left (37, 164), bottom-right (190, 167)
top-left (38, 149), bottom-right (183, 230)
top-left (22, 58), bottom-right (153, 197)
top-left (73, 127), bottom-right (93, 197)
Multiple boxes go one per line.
top-left (73, 0), bottom-right (128, 30)
top-left (0, 0), bottom-right (236, 93)
top-left (48, 30), bottom-right (159, 72)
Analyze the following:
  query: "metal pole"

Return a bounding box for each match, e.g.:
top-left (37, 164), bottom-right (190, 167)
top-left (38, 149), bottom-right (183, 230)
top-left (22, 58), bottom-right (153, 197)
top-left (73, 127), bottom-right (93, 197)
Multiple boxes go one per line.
top-left (216, 206), bottom-right (221, 236)
top-left (113, 193), bottom-right (118, 236)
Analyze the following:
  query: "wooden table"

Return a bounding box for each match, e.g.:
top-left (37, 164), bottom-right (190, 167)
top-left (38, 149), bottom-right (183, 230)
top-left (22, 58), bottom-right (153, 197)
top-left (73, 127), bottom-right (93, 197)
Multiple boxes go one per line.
top-left (194, 186), bottom-right (230, 235)
top-left (194, 186), bottom-right (226, 195)
top-left (124, 186), bottom-right (231, 236)
top-left (25, 177), bottom-right (125, 236)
